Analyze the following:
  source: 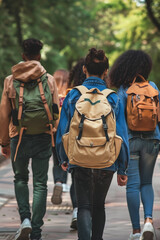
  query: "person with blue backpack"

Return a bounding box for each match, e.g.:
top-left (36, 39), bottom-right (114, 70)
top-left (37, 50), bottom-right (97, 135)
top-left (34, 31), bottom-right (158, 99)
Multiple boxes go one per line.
top-left (56, 48), bottom-right (130, 240)
top-left (0, 38), bottom-right (59, 240)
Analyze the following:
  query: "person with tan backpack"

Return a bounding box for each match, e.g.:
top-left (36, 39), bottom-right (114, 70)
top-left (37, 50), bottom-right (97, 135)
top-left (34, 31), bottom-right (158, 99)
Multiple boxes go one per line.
top-left (109, 50), bottom-right (160, 240)
top-left (56, 48), bottom-right (129, 240)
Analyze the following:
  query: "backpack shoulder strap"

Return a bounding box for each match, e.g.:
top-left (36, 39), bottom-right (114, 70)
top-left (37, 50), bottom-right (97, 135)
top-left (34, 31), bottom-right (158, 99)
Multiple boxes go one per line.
top-left (37, 78), bottom-right (54, 147)
top-left (132, 74), bottom-right (147, 85)
top-left (74, 85), bottom-right (88, 95)
top-left (37, 78), bottom-right (53, 121)
top-left (18, 83), bottom-right (25, 120)
top-left (102, 89), bottom-right (116, 98)
top-left (40, 72), bottom-right (48, 82)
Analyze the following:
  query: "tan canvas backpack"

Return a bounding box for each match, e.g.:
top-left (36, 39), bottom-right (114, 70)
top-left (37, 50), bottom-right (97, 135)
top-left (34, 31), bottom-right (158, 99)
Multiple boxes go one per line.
top-left (62, 85), bottom-right (122, 169)
top-left (126, 74), bottom-right (159, 132)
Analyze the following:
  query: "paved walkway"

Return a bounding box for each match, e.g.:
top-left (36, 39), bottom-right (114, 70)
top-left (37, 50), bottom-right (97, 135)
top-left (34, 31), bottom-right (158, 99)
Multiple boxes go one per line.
top-left (0, 154), bottom-right (160, 240)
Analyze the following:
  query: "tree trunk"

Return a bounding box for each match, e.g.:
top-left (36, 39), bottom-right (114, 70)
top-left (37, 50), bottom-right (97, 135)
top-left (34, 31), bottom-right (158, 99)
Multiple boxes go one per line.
top-left (146, 0), bottom-right (160, 31)
top-left (15, 8), bottom-right (23, 47)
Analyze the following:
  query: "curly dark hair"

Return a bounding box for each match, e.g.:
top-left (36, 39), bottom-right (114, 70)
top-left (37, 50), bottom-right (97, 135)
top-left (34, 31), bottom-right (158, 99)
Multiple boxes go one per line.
top-left (22, 38), bottom-right (43, 59)
top-left (84, 48), bottom-right (109, 77)
top-left (69, 58), bottom-right (86, 87)
top-left (109, 50), bottom-right (152, 89)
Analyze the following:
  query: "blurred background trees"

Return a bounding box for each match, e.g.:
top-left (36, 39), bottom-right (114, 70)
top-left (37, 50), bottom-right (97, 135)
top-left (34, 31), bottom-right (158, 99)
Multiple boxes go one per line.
top-left (0, 0), bottom-right (160, 96)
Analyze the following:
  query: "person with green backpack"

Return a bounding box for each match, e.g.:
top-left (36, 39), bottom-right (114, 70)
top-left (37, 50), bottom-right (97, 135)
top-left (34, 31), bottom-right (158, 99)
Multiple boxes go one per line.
top-left (0, 38), bottom-right (59, 240)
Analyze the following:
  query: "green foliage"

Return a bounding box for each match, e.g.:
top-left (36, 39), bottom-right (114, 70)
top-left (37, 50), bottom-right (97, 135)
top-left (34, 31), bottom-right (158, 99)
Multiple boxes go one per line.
top-left (0, 0), bottom-right (160, 97)
top-left (0, 2), bottom-right (21, 96)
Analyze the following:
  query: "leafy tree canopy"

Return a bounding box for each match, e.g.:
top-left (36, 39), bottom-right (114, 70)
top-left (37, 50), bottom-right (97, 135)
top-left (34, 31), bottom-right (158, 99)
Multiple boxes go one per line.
top-left (0, 0), bottom-right (160, 97)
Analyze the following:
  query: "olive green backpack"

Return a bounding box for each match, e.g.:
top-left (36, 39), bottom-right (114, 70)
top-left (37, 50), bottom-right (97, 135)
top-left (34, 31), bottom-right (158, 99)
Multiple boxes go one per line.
top-left (12, 73), bottom-right (55, 160)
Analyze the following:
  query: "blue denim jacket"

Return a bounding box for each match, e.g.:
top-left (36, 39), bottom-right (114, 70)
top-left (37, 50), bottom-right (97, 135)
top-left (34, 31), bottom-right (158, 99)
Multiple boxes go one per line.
top-left (117, 81), bottom-right (160, 140)
top-left (56, 77), bottom-right (130, 175)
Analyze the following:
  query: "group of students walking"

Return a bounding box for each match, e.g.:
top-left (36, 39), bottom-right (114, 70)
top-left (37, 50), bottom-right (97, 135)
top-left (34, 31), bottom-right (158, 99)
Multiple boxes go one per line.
top-left (0, 38), bottom-right (159, 240)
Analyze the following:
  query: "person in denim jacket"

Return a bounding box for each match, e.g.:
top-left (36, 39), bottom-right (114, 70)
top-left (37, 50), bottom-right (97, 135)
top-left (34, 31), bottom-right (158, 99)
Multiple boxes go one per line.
top-left (56, 48), bottom-right (129, 240)
top-left (109, 50), bottom-right (160, 240)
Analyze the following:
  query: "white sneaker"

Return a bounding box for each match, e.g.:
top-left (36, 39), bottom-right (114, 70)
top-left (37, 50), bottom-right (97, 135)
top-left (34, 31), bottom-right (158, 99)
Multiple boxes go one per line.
top-left (62, 183), bottom-right (70, 192)
top-left (140, 222), bottom-right (154, 240)
top-left (15, 218), bottom-right (32, 240)
top-left (128, 232), bottom-right (141, 240)
top-left (70, 207), bottom-right (77, 230)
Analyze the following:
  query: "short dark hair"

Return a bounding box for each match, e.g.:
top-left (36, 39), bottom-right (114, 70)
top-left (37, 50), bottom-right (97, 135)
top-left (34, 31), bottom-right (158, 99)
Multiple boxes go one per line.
top-left (84, 48), bottom-right (109, 77)
top-left (109, 50), bottom-right (152, 89)
top-left (69, 58), bottom-right (86, 87)
top-left (22, 38), bottom-right (43, 59)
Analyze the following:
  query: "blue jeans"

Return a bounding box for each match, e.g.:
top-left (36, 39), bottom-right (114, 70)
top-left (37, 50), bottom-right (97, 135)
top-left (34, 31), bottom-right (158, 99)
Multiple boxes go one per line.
top-left (73, 167), bottom-right (114, 240)
top-left (11, 133), bottom-right (52, 239)
top-left (126, 138), bottom-right (159, 230)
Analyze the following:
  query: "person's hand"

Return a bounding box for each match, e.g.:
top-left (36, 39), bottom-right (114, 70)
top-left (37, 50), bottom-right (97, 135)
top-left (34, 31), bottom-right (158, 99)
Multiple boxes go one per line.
top-left (117, 174), bottom-right (128, 186)
top-left (61, 162), bottom-right (68, 171)
top-left (1, 146), bottom-right (11, 159)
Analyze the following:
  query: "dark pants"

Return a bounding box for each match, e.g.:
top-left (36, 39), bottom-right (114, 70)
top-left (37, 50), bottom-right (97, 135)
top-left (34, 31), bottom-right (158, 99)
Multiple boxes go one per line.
top-left (70, 170), bottom-right (77, 209)
top-left (53, 145), bottom-right (77, 209)
top-left (11, 133), bottom-right (52, 240)
top-left (73, 167), bottom-right (114, 240)
top-left (52, 146), bottom-right (67, 183)
top-left (52, 133), bottom-right (67, 183)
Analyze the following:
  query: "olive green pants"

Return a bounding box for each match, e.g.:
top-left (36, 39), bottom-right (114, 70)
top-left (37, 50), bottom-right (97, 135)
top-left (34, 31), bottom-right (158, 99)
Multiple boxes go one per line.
top-left (11, 133), bottom-right (52, 239)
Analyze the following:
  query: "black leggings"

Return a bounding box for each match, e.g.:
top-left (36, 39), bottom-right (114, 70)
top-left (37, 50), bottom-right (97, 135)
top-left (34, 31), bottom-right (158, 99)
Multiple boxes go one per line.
top-left (73, 167), bottom-right (114, 240)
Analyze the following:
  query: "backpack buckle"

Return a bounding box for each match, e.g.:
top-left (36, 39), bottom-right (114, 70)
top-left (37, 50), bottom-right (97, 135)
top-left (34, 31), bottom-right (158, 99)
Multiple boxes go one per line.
top-left (103, 123), bottom-right (108, 130)
top-left (152, 114), bottom-right (156, 120)
top-left (101, 115), bottom-right (109, 141)
top-left (90, 142), bottom-right (93, 147)
top-left (79, 122), bottom-right (83, 129)
top-left (136, 94), bottom-right (140, 101)
top-left (77, 114), bottom-right (85, 140)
